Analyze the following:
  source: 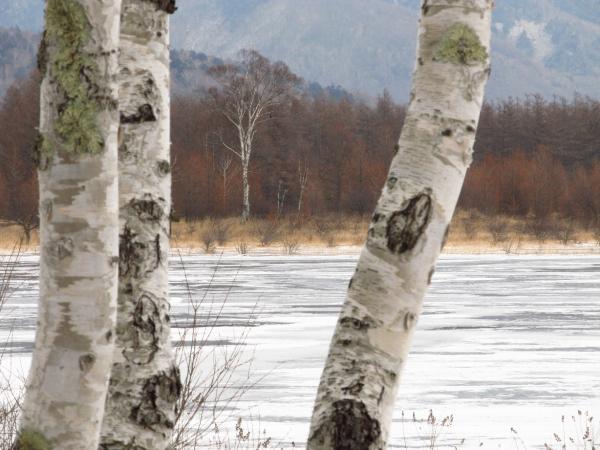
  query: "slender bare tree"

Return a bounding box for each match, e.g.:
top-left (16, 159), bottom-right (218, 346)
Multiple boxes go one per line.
top-left (297, 159), bottom-right (309, 216)
top-left (209, 50), bottom-right (299, 221)
top-left (216, 151), bottom-right (234, 212)
top-left (99, 1), bottom-right (180, 449)
top-left (308, 1), bottom-right (493, 449)
top-left (276, 178), bottom-right (288, 218)
top-left (17, 0), bottom-right (122, 448)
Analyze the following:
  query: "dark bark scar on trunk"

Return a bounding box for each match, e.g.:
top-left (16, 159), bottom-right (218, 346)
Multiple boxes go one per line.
top-left (386, 191), bottom-right (433, 254)
top-left (403, 312), bottom-right (416, 331)
top-left (341, 377), bottom-right (365, 395)
top-left (123, 293), bottom-right (161, 364)
top-left (130, 366), bottom-right (182, 431)
top-left (146, 0), bottom-right (177, 14)
top-left (120, 104), bottom-right (157, 124)
top-left (129, 198), bottom-right (164, 222)
top-left (119, 226), bottom-right (160, 279)
top-left (340, 316), bottom-right (372, 331)
top-left (428, 266), bottom-right (436, 285)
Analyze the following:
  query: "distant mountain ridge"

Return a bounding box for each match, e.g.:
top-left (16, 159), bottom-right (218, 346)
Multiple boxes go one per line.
top-left (1, 0), bottom-right (599, 100)
top-left (0, 29), bottom-right (353, 101)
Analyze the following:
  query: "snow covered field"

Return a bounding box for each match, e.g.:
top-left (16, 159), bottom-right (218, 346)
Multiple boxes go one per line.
top-left (3, 253), bottom-right (600, 448)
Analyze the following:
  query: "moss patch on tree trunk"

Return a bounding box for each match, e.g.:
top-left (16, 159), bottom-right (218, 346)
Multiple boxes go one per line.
top-left (43, 0), bottom-right (103, 161)
top-left (435, 23), bottom-right (488, 65)
top-left (13, 428), bottom-right (51, 450)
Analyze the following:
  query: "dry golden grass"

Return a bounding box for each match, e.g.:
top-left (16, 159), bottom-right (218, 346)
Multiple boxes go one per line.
top-left (170, 214), bottom-right (370, 251)
top-left (171, 211), bottom-right (600, 254)
top-left (0, 223), bottom-right (39, 252)
top-left (2, 212), bottom-right (598, 253)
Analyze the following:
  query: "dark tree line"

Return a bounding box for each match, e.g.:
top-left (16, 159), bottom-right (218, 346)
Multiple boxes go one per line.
top-left (1, 69), bottom-right (600, 236)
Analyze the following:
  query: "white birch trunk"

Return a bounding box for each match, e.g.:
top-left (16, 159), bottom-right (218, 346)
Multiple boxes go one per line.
top-left (242, 156), bottom-right (250, 222)
top-left (298, 160), bottom-right (309, 216)
top-left (99, 1), bottom-right (180, 449)
top-left (308, 1), bottom-right (493, 449)
top-left (18, 0), bottom-right (121, 449)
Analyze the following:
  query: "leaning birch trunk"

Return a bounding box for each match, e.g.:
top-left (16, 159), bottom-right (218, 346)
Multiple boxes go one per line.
top-left (17, 0), bottom-right (121, 449)
top-left (307, 1), bottom-right (492, 449)
top-left (99, 0), bottom-right (180, 449)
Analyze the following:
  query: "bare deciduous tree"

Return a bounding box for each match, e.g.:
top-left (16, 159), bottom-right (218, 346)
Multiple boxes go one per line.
top-left (216, 151), bottom-right (234, 212)
top-left (209, 50), bottom-right (299, 221)
top-left (276, 178), bottom-right (288, 219)
top-left (308, 1), bottom-right (493, 449)
top-left (297, 159), bottom-right (309, 216)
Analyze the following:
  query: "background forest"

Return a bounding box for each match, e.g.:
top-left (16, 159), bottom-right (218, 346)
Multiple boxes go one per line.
top-left (1, 65), bottom-right (600, 241)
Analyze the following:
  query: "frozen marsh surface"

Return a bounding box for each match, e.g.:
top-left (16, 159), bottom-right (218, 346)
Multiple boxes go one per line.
top-left (3, 253), bottom-right (600, 448)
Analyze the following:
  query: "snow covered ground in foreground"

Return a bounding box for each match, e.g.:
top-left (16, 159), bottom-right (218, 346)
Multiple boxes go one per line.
top-left (3, 254), bottom-right (600, 448)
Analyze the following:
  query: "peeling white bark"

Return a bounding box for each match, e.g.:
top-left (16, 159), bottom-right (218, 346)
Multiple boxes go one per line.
top-left (308, 2), bottom-right (493, 449)
top-left (19, 1), bottom-right (121, 449)
top-left (99, 1), bottom-right (180, 449)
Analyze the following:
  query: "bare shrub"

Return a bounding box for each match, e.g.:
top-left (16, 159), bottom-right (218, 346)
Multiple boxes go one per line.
top-left (502, 237), bottom-right (522, 255)
top-left (235, 241), bottom-right (249, 255)
top-left (350, 216), bottom-right (366, 235)
top-left (186, 221), bottom-right (198, 236)
top-left (253, 222), bottom-right (280, 247)
top-left (171, 254), bottom-right (260, 449)
top-left (0, 244), bottom-right (23, 448)
top-left (488, 219), bottom-right (509, 244)
top-left (282, 234), bottom-right (300, 255)
top-left (214, 221), bottom-right (232, 246)
top-left (200, 227), bottom-right (217, 254)
top-left (555, 220), bottom-right (577, 246)
top-left (526, 216), bottom-right (554, 243)
top-left (14, 216), bottom-right (38, 246)
top-left (594, 228), bottom-right (600, 247)
top-left (313, 218), bottom-right (330, 238)
top-left (460, 211), bottom-right (480, 240)
top-left (0, 244), bottom-right (20, 309)
top-left (325, 233), bottom-right (337, 248)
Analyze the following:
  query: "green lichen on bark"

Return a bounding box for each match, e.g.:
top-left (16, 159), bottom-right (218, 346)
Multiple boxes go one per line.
top-left (435, 23), bottom-right (488, 65)
top-left (13, 428), bottom-right (51, 450)
top-left (45, 0), bottom-right (103, 155)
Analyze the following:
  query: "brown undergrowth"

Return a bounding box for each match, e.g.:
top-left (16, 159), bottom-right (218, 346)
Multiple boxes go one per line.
top-left (169, 212), bottom-right (600, 254)
top-left (3, 212), bottom-right (598, 253)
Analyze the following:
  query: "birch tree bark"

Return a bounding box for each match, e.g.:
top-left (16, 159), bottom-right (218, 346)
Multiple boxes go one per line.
top-left (99, 1), bottom-right (180, 449)
top-left (17, 0), bottom-right (121, 449)
top-left (308, 1), bottom-right (493, 449)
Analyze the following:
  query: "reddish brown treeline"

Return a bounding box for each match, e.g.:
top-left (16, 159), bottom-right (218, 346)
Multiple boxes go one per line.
top-left (1, 72), bottom-right (599, 229)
